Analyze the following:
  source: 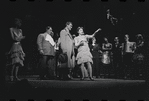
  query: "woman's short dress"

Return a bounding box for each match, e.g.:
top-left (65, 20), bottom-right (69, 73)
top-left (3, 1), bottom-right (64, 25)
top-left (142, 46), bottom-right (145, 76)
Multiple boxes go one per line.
top-left (75, 35), bottom-right (93, 65)
top-left (9, 42), bottom-right (25, 66)
top-left (9, 28), bottom-right (25, 66)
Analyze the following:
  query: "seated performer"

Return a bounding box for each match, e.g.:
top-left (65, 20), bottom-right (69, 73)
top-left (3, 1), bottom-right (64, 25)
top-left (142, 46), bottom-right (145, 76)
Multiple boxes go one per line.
top-left (74, 27), bottom-right (101, 80)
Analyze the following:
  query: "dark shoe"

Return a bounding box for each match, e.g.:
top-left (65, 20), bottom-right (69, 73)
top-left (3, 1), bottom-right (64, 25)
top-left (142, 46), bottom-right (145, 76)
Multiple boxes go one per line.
top-left (80, 77), bottom-right (85, 80)
top-left (89, 77), bottom-right (94, 81)
top-left (13, 77), bottom-right (21, 81)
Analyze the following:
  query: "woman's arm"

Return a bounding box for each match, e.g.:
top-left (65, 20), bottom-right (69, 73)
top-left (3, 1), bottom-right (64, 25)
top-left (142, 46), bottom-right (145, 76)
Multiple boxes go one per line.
top-left (10, 28), bottom-right (15, 40)
top-left (74, 37), bottom-right (80, 47)
top-left (86, 28), bottom-right (102, 39)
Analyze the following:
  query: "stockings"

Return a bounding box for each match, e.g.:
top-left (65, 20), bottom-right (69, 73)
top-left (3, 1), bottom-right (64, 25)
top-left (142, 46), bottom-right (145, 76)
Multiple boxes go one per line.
top-left (10, 64), bottom-right (20, 81)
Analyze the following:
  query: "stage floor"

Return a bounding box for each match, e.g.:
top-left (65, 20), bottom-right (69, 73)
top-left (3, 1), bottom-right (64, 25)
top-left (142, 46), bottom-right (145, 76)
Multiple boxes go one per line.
top-left (4, 77), bottom-right (146, 101)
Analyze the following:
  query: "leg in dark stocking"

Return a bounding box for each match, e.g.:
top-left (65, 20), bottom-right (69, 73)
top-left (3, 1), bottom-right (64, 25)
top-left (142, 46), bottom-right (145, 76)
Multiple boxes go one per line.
top-left (14, 64), bottom-right (20, 81)
top-left (10, 65), bottom-right (15, 81)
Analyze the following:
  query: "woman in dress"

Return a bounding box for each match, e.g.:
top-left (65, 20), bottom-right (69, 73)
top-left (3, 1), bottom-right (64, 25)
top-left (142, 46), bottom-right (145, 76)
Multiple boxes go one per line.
top-left (133, 34), bottom-right (145, 79)
top-left (8, 18), bottom-right (25, 81)
top-left (101, 37), bottom-right (112, 78)
top-left (74, 27), bottom-right (101, 80)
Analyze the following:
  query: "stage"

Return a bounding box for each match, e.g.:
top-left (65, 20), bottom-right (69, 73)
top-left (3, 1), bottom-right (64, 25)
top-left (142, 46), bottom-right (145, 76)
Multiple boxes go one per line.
top-left (4, 76), bottom-right (146, 101)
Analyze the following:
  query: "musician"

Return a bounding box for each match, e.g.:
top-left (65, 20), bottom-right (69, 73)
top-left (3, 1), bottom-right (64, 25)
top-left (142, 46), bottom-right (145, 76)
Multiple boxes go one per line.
top-left (113, 36), bottom-right (123, 78)
top-left (101, 37), bottom-right (112, 78)
top-left (90, 37), bottom-right (102, 78)
top-left (122, 34), bottom-right (136, 79)
top-left (74, 27), bottom-right (101, 80)
top-left (37, 26), bottom-right (56, 80)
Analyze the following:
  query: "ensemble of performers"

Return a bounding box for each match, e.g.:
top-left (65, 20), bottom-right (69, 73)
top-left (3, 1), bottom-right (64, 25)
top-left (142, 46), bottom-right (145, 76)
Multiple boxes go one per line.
top-left (7, 18), bottom-right (146, 81)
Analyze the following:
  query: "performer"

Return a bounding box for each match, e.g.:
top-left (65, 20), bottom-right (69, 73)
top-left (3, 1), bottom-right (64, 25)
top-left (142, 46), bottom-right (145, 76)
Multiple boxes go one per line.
top-left (37, 26), bottom-right (56, 80)
top-left (113, 36), bottom-right (123, 78)
top-left (59, 22), bottom-right (75, 80)
top-left (101, 37), bottom-right (112, 78)
top-left (132, 34), bottom-right (145, 79)
top-left (54, 35), bottom-right (61, 78)
top-left (122, 34), bottom-right (136, 79)
top-left (8, 18), bottom-right (25, 81)
top-left (74, 27), bottom-right (101, 80)
top-left (90, 37), bottom-right (102, 78)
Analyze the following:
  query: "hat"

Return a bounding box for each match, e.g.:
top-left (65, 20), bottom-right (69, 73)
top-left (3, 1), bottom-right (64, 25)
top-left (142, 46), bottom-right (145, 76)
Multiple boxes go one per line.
top-left (58, 53), bottom-right (68, 63)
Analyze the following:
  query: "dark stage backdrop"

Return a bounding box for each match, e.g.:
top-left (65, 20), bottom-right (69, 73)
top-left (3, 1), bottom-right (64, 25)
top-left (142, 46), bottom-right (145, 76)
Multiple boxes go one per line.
top-left (1, 0), bottom-right (149, 74)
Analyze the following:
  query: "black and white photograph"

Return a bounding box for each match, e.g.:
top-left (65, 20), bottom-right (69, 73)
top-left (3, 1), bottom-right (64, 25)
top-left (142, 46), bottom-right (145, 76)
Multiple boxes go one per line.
top-left (1, 0), bottom-right (149, 100)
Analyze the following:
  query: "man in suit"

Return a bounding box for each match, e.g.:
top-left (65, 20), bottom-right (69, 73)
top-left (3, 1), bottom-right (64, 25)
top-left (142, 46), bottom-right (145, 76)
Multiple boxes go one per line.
top-left (37, 26), bottom-right (56, 80)
top-left (60, 22), bottom-right (75, 80)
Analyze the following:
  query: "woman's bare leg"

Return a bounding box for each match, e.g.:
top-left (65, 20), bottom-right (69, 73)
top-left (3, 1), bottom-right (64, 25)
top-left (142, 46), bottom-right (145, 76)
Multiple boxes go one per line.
top-left (80, 63), bottom-right (85, 79)
top-left (87, 62), bottom-right (94, 80)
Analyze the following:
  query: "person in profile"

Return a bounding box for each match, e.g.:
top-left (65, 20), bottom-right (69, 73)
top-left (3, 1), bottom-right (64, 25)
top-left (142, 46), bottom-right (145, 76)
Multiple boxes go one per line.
top-left (8, 18), bottom-right (25, 81)
top-left (59, 22), bottom-right (75, 80)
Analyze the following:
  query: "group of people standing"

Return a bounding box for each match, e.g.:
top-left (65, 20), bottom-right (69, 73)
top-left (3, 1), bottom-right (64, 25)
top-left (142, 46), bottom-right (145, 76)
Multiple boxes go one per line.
top-left (89, 33), bottom-right (145, 80)
top-left (37, 22), bottom-right (101, 81)
top-left (7, 18), bottom-right (145, 82)
top-left (8, 18), bottom-right (102, 81)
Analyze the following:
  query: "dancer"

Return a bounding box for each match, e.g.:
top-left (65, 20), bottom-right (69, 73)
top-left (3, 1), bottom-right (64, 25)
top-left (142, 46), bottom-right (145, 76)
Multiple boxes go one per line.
top-left (8, 18), bottom-right (25, 81)
top-left (74, 27), bottom-right (101, 80)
